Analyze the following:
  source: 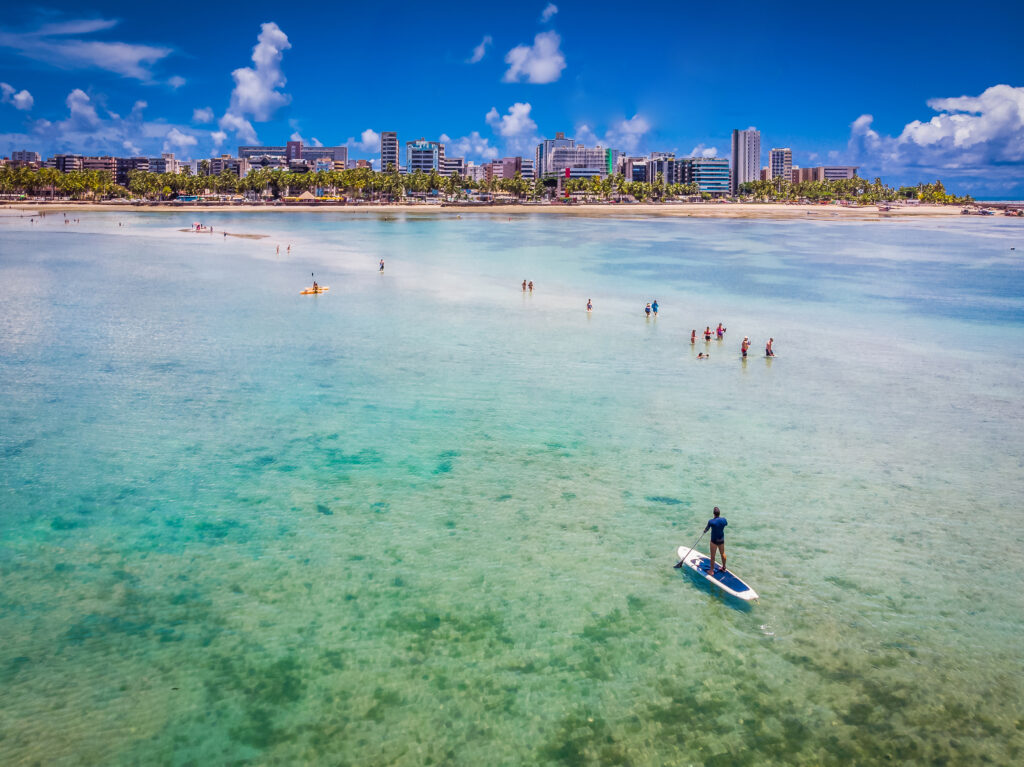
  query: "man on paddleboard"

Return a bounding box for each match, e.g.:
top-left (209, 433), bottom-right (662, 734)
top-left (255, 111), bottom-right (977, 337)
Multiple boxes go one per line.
top-left (705, 507), bottom-right (727, 574)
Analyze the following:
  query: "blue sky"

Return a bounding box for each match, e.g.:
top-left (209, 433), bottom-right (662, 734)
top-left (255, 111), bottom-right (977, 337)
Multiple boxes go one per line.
top-left (1, 1), bottom-right (1022, 196)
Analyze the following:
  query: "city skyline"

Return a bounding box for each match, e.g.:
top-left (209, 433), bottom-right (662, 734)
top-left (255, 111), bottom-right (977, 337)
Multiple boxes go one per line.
top-left (0, 1), bottom-right (1021, 196)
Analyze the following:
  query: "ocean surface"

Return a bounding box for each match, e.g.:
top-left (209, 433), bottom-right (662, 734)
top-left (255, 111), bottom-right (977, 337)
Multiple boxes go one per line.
top-left (1, 209), bottom-right (1022, 765)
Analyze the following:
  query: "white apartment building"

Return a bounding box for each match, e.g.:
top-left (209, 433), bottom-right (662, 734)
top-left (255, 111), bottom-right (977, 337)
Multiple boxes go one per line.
top-left (731, 128), bottom-right (760, 192)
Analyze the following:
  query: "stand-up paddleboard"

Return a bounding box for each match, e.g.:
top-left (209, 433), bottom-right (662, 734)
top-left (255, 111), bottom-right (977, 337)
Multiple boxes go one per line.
top-left (300, 286), bottom-right (329, 295)
top-left (676, 546), bottom-right (759, 601)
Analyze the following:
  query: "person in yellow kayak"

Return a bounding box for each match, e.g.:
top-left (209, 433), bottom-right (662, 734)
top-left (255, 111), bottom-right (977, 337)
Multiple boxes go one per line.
top-left (312, 280), bottom-right (319, 292)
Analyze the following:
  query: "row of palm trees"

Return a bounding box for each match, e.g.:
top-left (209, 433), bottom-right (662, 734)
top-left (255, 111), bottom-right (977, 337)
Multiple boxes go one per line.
top-left (1, 162), bottom-right (970, 205)
top-left (0, 166), bottom-right (126, 200)
top-left (737, 177), bottom-right (972, 204)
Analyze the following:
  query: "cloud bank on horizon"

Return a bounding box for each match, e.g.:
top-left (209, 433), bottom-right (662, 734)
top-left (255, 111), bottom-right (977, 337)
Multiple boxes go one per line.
top-left (0, 4), bottom-right (1020, 194)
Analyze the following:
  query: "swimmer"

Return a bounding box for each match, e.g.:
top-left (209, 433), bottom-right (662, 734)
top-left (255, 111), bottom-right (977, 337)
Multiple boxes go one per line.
top-left (741, 336), bottom-right (750, 358)
top-left (528, 281), bottom-right (533, 292)
top-left (645, 303), bottom-right (652, 317)
top-left (766, 337), bottom-right (775, 357)
top-left (586, 299), bottom-right (593, 312)
top-left (522, 279), bottom-right (527, 292)
top-left (697, 352), bottom-right (708, 359)
top-left (691, 330), bottom-right (696, 345)
top-left (379, 259), bottom-right (384, 272)
top-left (716, 323), bottom-right (725, 339)
top-left (652, 300), bottom-right (659, 316)
top-left (704, 326), bottom-right (712, 342)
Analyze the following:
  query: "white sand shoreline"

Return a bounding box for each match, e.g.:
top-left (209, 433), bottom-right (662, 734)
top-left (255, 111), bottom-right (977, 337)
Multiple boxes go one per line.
top-left (2, 201), bottom-right (985, 220)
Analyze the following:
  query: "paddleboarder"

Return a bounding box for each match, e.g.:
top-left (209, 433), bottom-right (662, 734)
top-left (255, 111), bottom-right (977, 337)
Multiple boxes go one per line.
top-left (705, 507), bottom-right (727, 574)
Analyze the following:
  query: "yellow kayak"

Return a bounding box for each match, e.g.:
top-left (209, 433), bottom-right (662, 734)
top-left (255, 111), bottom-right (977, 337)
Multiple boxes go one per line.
top-left (300, 286), bottom-right (329, 295)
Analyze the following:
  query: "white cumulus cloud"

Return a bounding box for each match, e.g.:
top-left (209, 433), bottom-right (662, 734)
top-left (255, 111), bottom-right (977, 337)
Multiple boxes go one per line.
top-left (468, 35), bottom-right (492, 64)
top-left (218, 22), bottom-right (292, 144)
top-left (541, 4), bottom-right (559, 22)
top-left (575, 115), bottom-right (652, 153)
top-left (0, 88), bottom-right (217, 161)
top-left (1, 82), bottom-right (33, 110)
top-left (606, 114), bottom-right (650, 153)
top-left (503, 31), bottom-right (565, 84)
top-left (167, 75), bottom-right (186, 89)
top-left (192, 107), bottom-right (214, 124)
top-left (848, 84), bottom-right (1024, 174)
top-left (441, 131), bottom-right (499, 161)
top-left (164, 127), bottom-right (197, 153)
top-left (347, 128), bottom-right (380, 153)
top-left (687, 144), bottom-right (719, 158)
top-left (485, 102), bottom-right (537, 137)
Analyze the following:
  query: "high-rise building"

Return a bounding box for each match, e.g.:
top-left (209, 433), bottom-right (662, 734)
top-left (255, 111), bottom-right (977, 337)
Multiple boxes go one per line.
top-left (82, 156), bottom-right (116, 173)
top-left (440, 156), bottom-right (465, 177)
top-left (148, 153), bottom-right (181, 174)
top-left (520, 158), bottom-right (535, 180)
top-left (768, 148), bottom-right (792, 181)
top-left (285, 140), bottom-right (303, 161)
top-left (731, 128), bottom-right (761, 193)
top-left (606, 149), bottom-right (624, 177)
top-left (535, 132), bottom-right (607, 179)
top-left (823, 166), bottom-right (858, 181)
top-left (380, 132), bottom-right (399, 173)
top-left (501, 156), bottom-right (522, 179)
top-left (646, 153), bottom-right (684, 186)
top-left (11, 150), bottom-right (41, 164)
top-left (299, 145), bottom-right (348, 163)
top-left (116, 157), bottom-right (150, 186)
top-left (406, 138), bottom-right (443, 174)
top-left (238, 145), bottom-right (286, 159)
top-left (682, 157), bottom-right (731, 197)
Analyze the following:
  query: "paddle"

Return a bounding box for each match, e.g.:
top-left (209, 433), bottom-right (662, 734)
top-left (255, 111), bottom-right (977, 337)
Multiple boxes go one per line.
top-left (674, 528), bottom-right (707, 568)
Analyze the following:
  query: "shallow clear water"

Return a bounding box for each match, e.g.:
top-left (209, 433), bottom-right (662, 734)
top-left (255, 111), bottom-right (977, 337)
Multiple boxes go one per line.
top-left (1, 210), bottom-right (1023, 765)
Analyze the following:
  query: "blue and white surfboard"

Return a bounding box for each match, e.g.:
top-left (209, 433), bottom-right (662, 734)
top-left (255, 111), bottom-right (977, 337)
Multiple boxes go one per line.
top-left (676, 546), bottom-right (759, 601)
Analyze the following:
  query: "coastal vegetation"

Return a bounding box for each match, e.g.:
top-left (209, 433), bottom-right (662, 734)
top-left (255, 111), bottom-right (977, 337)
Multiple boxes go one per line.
top-left (0, 163), bottom-right (972, 204)
top-left (738, 177), bottom-right (973, 204)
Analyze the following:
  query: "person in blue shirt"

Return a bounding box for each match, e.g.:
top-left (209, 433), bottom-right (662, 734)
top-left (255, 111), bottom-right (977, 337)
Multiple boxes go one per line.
top-left (705, 506), bottom-right (728, 575)
top-left (652, 300), bottom-right (659, 316)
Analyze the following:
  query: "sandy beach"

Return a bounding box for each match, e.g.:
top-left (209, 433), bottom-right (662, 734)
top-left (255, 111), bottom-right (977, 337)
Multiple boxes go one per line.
top-left (3, 200), bottom-right (976, 220)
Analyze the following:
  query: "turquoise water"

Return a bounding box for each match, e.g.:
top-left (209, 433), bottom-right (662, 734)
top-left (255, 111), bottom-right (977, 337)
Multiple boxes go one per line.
top-left (1, 210), bottom-right (1023, 765)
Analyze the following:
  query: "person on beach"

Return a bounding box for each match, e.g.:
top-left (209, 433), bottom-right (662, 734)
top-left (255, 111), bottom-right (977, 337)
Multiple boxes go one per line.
top-left (705, 507), bottom-right (727, 574)
top-left (287, 245), bottom-right (291, 254)
top-left (741, 337), bottom-right (750, 358)
top-left (586, 299), bottom-right (593, 312)
top-left (691, 330), bottom-right (696, 345)
top-left (379, 259), bottom-right (385, 272)
top-left (705, 326), bottom-right (712, 341)
top-left (652, 300), bottom-right (659, 316)
top-left (717, 323), bottom-right (725, 339)
top-left (766, 338), bottom-right (774, 357)
top-left (645, 303), bottom-right (652, 317)
top-left (528, 281), bottom-right (534, 292)
top-left (276, 245), bottom-right (280, 254)
top-left (522, 279), bottom-right (527, 292)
